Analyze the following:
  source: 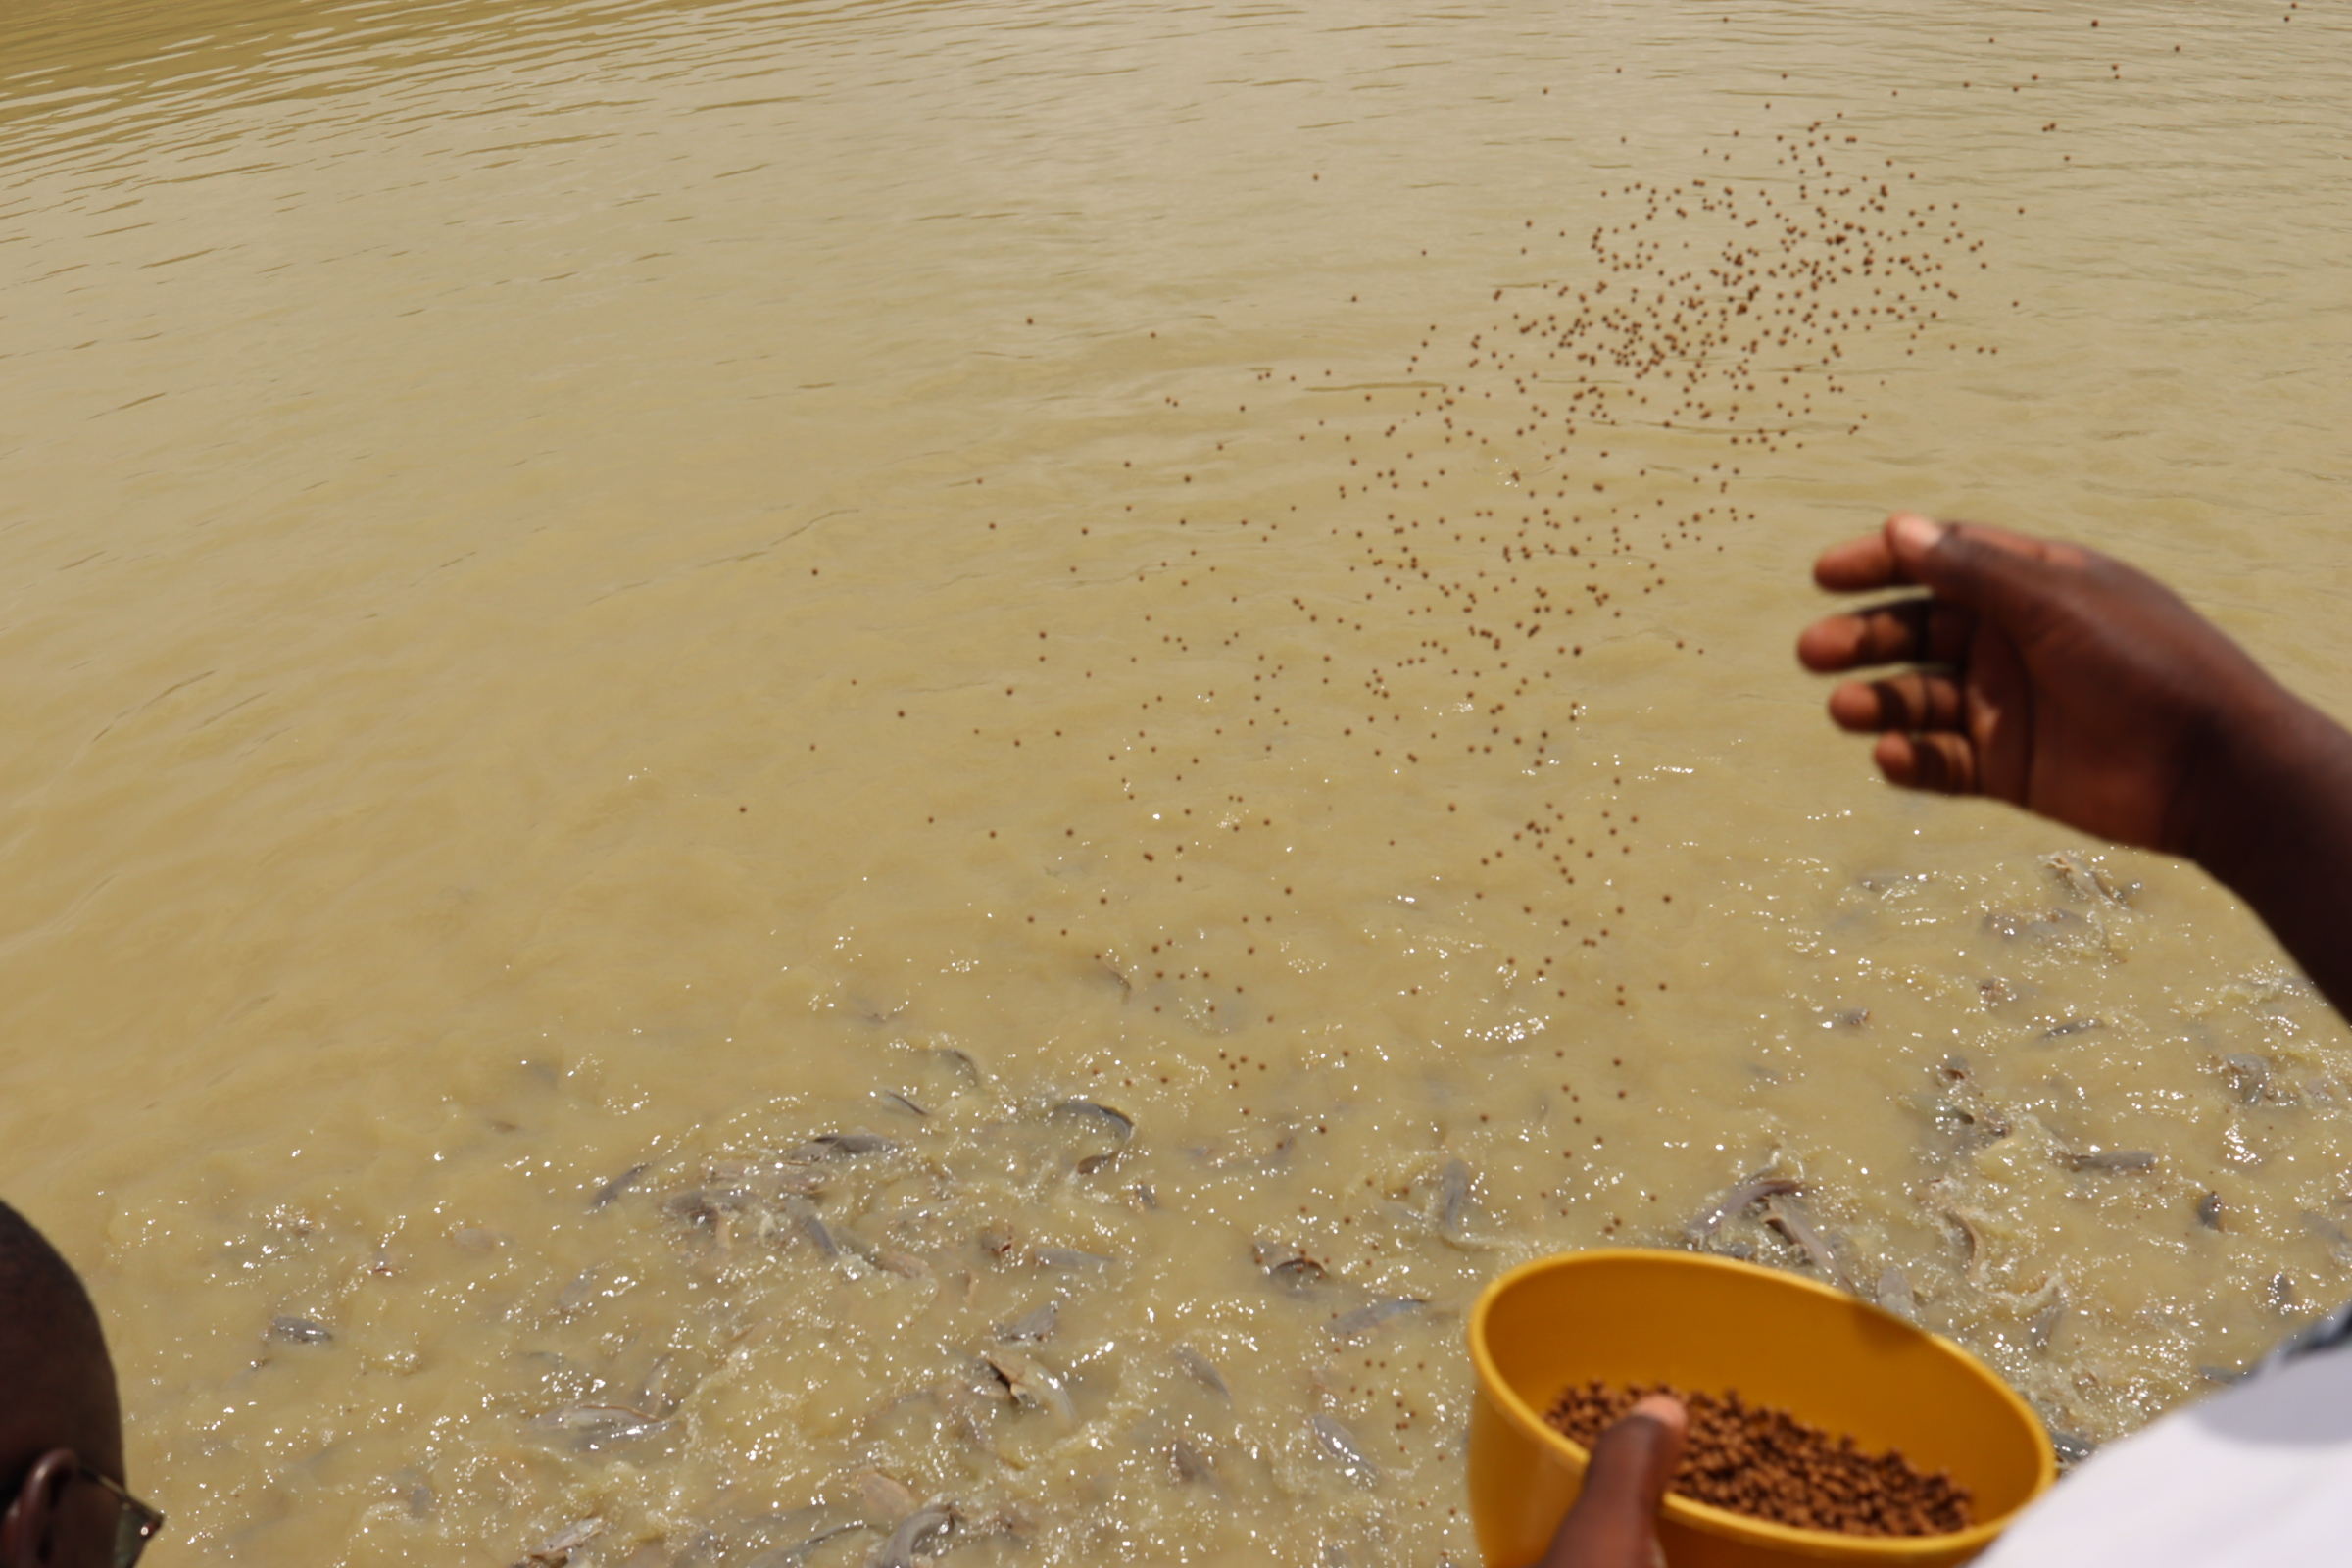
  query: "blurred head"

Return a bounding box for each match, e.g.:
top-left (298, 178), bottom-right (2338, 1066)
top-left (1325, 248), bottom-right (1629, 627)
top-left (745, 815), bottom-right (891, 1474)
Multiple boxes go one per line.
top-left (0, 1200), bottom-right (141, 1568)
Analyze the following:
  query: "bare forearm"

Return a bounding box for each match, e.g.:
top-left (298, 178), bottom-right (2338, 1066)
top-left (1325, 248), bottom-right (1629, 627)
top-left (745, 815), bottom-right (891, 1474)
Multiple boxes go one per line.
top-left (2184, 686), bottom-right (2352, 1018)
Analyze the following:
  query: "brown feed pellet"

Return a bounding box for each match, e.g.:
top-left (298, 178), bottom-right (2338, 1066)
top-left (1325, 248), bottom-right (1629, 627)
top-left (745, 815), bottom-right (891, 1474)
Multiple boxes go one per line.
top-left (1544, 1381), bottom-right (1974, 1538)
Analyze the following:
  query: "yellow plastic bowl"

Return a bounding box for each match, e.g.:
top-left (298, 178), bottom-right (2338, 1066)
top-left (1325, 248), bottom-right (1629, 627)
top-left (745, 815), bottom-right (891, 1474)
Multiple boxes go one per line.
top-left (1467, 1249), bottom-right (2056, 1567)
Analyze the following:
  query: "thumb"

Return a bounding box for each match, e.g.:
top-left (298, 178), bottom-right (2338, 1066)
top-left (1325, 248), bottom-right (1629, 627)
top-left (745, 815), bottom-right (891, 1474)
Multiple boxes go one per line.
top-left (1545, 1396), bottom-right (1689, 1568)
top-left (1589, 1395), bottom-right (1689, 1516)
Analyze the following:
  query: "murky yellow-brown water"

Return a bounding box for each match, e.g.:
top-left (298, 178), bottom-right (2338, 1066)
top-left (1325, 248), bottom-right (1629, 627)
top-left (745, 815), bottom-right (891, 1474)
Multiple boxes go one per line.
top-left (4, 0), bottom-right (2349, 1562)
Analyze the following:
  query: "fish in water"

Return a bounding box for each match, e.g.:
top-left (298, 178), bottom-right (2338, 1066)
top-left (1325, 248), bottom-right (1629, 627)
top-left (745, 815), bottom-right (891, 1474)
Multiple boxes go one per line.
top-left (1171, 1439), bottom-right (1219, 1489)
top-left (533, 1404), bottom-right (670, 1446)
top-left (1308, 1414), bottom-right (1380, 1487)
top-left (1685, 1176), bottom-right (1801, 1245)
top-left (1054, 1100), bottom-right (1135, 1175)
top-left (1876, 1266), bottom-right (1917, 1323)
top-left (663, 1187), bottom-right (760, 1226)
top-left (1253, 1238), bottom-right (1327, 1289)
top-left (1033, 1247), bottom-right (1114, 1271)
top-left (1762, 1195), bottom-right (1850, 1291)
top-left (555, 1268), bottom-right (602, 1317)
top-left (2197, 1192), bottom-right (2226, 1230)
top-left (1434, 1159), bottom-right (1490, 1250)
top-left (1328, 1298), bottom-right (1424, 1344)
top-left (779, 1196), bottom-right (840, 1258)
top-left (2221, 1054), bottom-right (2272, 1105)
top-left (2270, 1271), bottom-right (2297, 1311)
top-left (2037, 1017), bottom-right (2103, 1041)
top-left (996, 1301), bottom-right (1058, 1343)
top-left (2027, 1293), bottom-right (2067, 1351)
top-left (270, 1314), bottom-right (332, 1345)
top-left (873, 1504), bottom-right (958, 1568)
top-left (858, 1471), bottom-right (919, 1527)
top-left (1051, 1100), bottom-right (1134, 1138)
top-left (1174, 1346), bottom-right (1229, 1399)
top-left (2043, 850), bottom-right (2134, 906)
top-left (983, 1349), bottom-right (1076, 1424)
top-left (879, 1091), bottom-right (928, 1118)
top-left (522, 1517), bottom-right (605, 1568)
top-left (872, 1247), bottom-right (930, 1279)
top-left (2057, 1148), bottom-right (2157, 1173)
top-left (590, 1163), bottom-right (650, 1210)
top-left (1940, 1205), bottom-right (1995, 1285)
top-left (787, 1132), bottom-right (898, 1162)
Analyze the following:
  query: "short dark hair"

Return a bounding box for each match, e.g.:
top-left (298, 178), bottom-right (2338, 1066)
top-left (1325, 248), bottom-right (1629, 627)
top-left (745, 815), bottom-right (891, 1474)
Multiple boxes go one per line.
top-left (0, 1201), bottom-right (103, 1344)
top-left (0, 1199), bottom-right (118, 1459)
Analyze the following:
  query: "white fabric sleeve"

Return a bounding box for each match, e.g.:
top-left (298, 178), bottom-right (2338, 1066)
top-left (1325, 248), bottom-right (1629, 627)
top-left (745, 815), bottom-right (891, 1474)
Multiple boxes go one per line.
top-left (1972, 1318), bottom-right (2352, 1568)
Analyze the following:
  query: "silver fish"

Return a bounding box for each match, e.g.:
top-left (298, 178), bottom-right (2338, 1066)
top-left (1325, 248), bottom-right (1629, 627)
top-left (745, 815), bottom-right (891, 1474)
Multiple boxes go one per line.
top-left (2197, 1192), bottom-right (2226, 1230)
top-left (1329, 1298), bottom-right (1425, 1344)
top-left (2043, 850), bottom-right (2133, 906)
top-left (1763, 1195), bottom-right (1850, 1290)
top-left (996, 1301), bottom-right (1058, 1343)
top-left (638, 1352), bottom-right (696, 1416)
top-left (1686, 1177), bottom-right (1801, 1243)
top-left (2038, 1017), bottom-right (2103, 1041)
top-left (1051, 1100), bottom-right (1134, 1139)
top-left (1171, 1439), bottom-right (1218, 1488)
top-left (983, 1350), bottom-right (1075, 1424)
top-left (1876, 1266), bottom-right (1917, 1323)
top-left (2270, 1271), bottom-right (2297, 1311)
top-left (1174, 1346), bottom-right (1229, 1399)
top-left (880, 1091), bottom-right (929, 1118)
top-left (2057, 1148), bottom-right (2157, 1173)
top-left (1253, 1237), bottom-right (1327, 1287)
top-left (1985, 906), bottom-right (2094, 944)
top-left (2197, 1364), bottom-right (2250, 1386)
top-left (1033, 1247), bottom-right (1114, 1271)
top-left (533, 1404), bottom-right (669, 1445)
top-left (872, 1248), bottom-right (930, 1280)
top-left (590, 1163), bottom-right (650, 1210)
top-left (664, 1187), bottom-right (760, 1224)
top-left (1435, 1160), bottom-right (1488, 1249)
top-left (524, 1518), bottom-right (606, 1568)
top-left (2221, 1054), bottom-right (2272, 1105)
top-left (270, 1314), bottom-right (332, 1345)
top-left (1941, 1206), bottom-right (1992, 1284)
top-left (781, 1197), bottom-right (840, 1258)
top-left (873, 1503), bottom-right (958, 1568)
top-left (788, 1132), bottom-right (899, 1162)
top-left (555, 1269), bottom-right (602, 1317)
top-left (2027, 1295), bottom-right (2067, 1351)
top-left (1308, 1414), bottom-right (1380, 1487)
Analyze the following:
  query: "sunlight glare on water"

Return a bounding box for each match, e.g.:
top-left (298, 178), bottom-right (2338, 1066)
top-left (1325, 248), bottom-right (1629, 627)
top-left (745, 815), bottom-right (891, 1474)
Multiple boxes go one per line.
top-left (1, 0), bottom-right (2348, 1562)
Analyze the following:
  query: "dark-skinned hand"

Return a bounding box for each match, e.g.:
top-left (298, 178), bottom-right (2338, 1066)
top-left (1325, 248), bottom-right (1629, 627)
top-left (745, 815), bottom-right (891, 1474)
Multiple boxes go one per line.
top-left (1798, 511), bottom-right (2352, 1018)
top-left (1539, 1395), bottom-right (1688, 1568)
top-left (1795, 513), bottom-right (2287, 852)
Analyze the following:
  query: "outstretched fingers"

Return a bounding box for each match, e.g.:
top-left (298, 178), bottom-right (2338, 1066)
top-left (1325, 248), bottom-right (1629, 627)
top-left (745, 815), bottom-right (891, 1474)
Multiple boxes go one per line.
top-left (1873, 731), bottom-right (1980, 795)
top-left (1797, 598), bottom-right (1976, 674)
top-left (1829, 672), bottom-right (1966, 733)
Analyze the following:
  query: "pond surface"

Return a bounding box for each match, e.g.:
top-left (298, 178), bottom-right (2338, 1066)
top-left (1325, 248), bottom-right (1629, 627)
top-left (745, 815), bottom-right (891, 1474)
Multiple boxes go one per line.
top-left (2, 0), bottom-right (2348, 1562)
